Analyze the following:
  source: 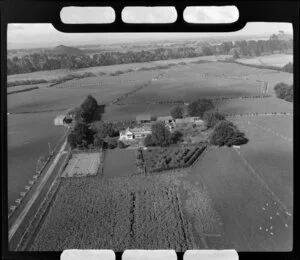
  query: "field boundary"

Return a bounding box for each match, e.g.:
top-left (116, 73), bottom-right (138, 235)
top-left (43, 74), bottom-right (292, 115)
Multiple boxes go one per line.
top-left (15, 150), bottom-right (72, 251)
top-left (8, 130), bottom-right (69, 219)
top-left (233, 148), bottom-right (290, 214)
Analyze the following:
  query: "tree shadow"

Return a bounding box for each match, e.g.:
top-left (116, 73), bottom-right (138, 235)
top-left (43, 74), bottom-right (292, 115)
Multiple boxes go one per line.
top-left (93, 104), bottom-right (106, 121)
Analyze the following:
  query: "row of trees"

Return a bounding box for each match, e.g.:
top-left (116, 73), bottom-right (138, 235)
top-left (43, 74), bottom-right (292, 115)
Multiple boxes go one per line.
top-left (8, 35), bottom-right (292, 75)
top-left (144, 122), bottom-right (183, 147)
top-left (170, 99), bottom-right (215, 119)
top-left (7, 47), bottom-right (201, 75)
top-left (274, 82), bottom-right (293, 102)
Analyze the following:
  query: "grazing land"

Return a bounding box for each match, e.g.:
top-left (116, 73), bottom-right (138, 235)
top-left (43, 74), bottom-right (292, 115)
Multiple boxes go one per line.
top-left (189, 146), bottom-right (292, 251)
top-left (8, 48), bottom-right (293, 251)
top-left (236, 54), bottom-right (293, 68)
top-left (61, 152), bottom-right (101, 178)
top-left (8, 112), bottom-right (65, 207)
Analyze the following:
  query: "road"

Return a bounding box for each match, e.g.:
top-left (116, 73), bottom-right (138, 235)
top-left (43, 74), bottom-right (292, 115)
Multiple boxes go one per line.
top-left (8, 140), bottom-right (67, 241)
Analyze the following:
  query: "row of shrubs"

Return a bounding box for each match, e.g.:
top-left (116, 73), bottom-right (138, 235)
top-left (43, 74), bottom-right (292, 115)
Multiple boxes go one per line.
top-left (144, 145), bottom-right (207, 173)
top-left (8, 86), bottom-right (39, 95)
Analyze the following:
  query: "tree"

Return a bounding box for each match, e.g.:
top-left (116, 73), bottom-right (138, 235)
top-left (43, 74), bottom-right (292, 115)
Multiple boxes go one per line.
top-left (274, 82), bottom-right (293, 102)
top-left (170, 130), bottom-right (183, 144)
top-left (92, 121), bottom-right (116, 139)
top-left (106, 137), bottom-right (118, 149)
top-left (210, 120), bottom-right (248, 147)
top-left (170, 106), bottom-right (184, 119)
top-left (117, 141), bottom-right (126, 149)
top-left (150, 122), bottom-right (172, 147)
top-left (203, 111), bottom-right (226, 128)
top-left (80, 95), bottom-right (98, 123)
top-left (188, 99), bottom-right (214, 118)
top-left (233, 49), bottom-right (240, 59)
top-left (67, 122), bottom-right (93, 149)
top-left (93, 134), bottom-right (104, 148)
top-left (144, 134), bottom-right (155, 147)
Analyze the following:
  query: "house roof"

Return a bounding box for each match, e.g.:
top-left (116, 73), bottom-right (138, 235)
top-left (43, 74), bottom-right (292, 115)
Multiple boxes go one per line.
top-left (55, 115), bottom-right (66, 121)
top-left (131, 126), bottom-right (151, 134)
top-left (157, 116), bottom-right (173, 121)
top-left (136, 115), bottom-right (151, 121)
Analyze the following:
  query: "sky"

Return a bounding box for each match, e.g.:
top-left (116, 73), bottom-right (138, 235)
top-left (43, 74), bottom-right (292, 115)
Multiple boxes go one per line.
top-left (7, 6), bottom-right (293, 49)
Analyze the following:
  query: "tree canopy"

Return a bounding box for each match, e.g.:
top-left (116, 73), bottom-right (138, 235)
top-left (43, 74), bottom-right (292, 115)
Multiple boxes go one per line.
top-left (274, 82), bottom-right (293, 102)
top-left (188, 99), bottom-right (214, 118)
top-left (203, 111), bottom-right (226, 128)
top-left (210, 120), bottom-right (248, 147)
top-left (170, 106), bottom-right (184, 119)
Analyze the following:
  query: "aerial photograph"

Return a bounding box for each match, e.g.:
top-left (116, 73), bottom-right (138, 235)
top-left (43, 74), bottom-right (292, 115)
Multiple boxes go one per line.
top-left (7, 17), bottom-right (293, 252)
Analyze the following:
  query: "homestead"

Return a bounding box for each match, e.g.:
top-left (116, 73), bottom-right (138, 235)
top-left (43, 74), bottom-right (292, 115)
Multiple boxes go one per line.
top-left (119, 126), bottom-right (152, 141)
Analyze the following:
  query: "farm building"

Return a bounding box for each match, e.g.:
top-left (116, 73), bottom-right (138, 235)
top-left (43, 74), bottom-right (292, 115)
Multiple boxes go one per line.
top-left (54, 115), bottom-right (66, 126)
top-left (119, 126), bottom-right (152, 141)
top-left (136, 115), bottom-right (152, 124)
top-left (157, 116), bottom-right (175, 124)
top-left (175, 117), bottom-right (204, 125)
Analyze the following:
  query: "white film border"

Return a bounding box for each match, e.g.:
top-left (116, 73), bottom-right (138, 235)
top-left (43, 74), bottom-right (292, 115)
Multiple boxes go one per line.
top-left (61, 249), bottom-right (238, 260)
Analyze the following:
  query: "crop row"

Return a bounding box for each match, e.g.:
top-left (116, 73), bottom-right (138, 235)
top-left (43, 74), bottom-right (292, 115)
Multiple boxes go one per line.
top-left (143, 145), bottom-right (207, 173)
top-left (29, 174), bottom-right (194, 251)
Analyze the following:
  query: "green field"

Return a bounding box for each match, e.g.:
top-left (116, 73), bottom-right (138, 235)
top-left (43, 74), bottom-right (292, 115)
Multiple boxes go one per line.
top-left (8, 57), bottom-right (293, 251)
top-left (237, 54), bottom-right (293, 68)
top-left (121, 62), bottom-right (292, 104)
top-left (214, 96), bottom-right (293, 115)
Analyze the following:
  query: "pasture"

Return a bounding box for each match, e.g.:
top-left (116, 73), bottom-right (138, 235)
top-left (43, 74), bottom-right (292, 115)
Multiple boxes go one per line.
top-left (237, 54), bottom-right (293, 68)
top-left (230, 116), bottom-right (293, 209)
top-left (61, 153), bottom-right (101, 178)
top-left (189, 146), bottom-right (292, 251)
top-left (7, 71), bottom-right (158, 114)
top-left (121, 62), bottom-right (292, 104)
top-left (214, 96), bottom-right (293, 115)
top-left (103, 149), bottom-right (137, 177)
top-left (29, 172), bottom-right (221, 251)
top-left (8, 112), bottom-right (65, 208)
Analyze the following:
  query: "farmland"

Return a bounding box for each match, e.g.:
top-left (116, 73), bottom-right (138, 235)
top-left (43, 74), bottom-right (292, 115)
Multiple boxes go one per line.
top-left (8, 51), bottom-right (293, 251)
top-left (143, 145), bottom-right (207, 173)
top-left (121, 62), bottom-right (292, 104)
top-left (103, 149), bottom-right (137, 177)
top-left (236, 54), bottom-right (293, 68)
top-left (29, 172), bottom-right (219, 251)
top-left (8, 112), bottom-right (65, 207)
top-left (61, 152), bottom-right (101, 178)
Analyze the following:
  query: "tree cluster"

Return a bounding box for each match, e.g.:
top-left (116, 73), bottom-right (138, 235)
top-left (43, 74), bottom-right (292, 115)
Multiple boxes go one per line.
top-left (78, 95), bottom-right (98, 123)
top-left (210, 120), bottom-right (248, 147)
top-left (282, 62), bottom-right (293, 73)
top-left (203, 111), bottom-right (226, 128)
top-left (170, 106), bottom-right (184, 119)
top-left (144, 122), bottom-right (183, 147)
top-left (7, 34), bottom-right (292, 75)
top-left (188, 99), bottom-right (214, 118)
top-left (274, 82), bottom-right (293, 102)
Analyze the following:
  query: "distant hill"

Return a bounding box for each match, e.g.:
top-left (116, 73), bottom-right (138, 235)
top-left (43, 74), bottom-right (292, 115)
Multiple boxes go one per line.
top-left (49, 45), bottom-right (85, 56)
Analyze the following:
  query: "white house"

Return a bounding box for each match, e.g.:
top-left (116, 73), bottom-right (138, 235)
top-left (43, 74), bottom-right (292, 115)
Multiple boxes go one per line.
top-left (119, 126), bottom-right (152, 141)
top-left (119, 128), bottom-right (134, 141)
top-left (54, 115), bottom-right (66, 126)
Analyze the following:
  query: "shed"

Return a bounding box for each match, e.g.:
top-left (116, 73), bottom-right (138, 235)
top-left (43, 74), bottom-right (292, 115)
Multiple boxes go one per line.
top-left (136, 115), bottom-right (152, 124)
top-left (157, 116), bottom-right (174, 124)
top-left (54, 115), bottom-right (66, 126)
top-left (175, 117), bottom-right (194, 124)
